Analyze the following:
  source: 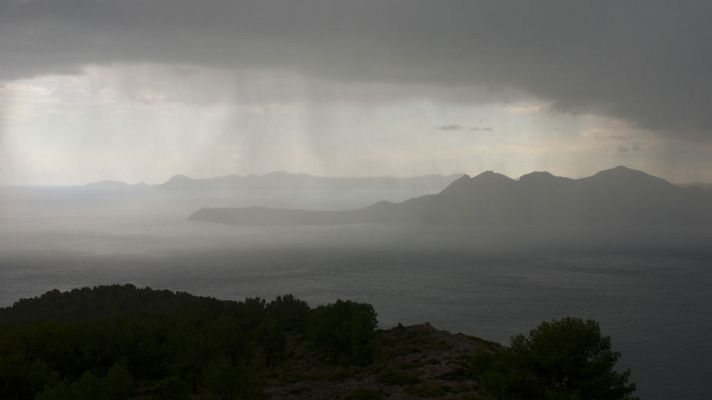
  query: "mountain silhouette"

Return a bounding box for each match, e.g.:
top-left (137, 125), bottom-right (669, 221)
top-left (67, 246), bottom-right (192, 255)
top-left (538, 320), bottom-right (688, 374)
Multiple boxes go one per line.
top-left (189, 166), bottom-right (712, 226)
top-left (156, 171), bottom-right (462, 193)
top-left (85, 172), bottom-right (462, 193)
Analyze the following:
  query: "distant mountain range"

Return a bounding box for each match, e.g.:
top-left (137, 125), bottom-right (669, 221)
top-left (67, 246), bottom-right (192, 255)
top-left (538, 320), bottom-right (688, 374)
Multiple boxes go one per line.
top-left (189, 166), bottom-right (712, 226)
top-left (85, 172), bottom-right (462, 194)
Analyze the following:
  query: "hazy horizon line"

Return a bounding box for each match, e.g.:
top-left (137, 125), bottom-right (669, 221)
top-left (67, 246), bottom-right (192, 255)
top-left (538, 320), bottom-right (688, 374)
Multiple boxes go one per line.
top-left (4, 165), bottom-right (710, 188)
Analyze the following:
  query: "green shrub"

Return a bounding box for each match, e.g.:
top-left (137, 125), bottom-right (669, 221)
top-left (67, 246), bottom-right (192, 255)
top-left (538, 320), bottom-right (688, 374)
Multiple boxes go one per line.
top-left (475, 317), bottom-right (638, 400)
top-left (36, 363), bottom-right (132, 400)
top-left (0, 355), bottom-right (56, 400)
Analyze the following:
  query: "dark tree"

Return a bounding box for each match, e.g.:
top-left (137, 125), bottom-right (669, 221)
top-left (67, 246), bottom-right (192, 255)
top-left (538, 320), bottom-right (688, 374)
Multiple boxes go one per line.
top-left (254, 317), bottom-right (287, 366)
top-left (205, 357), bottom-right (265, 400)
top-left (266, 294), bottom-right (309, 333)
top-left (474, 317), bottom-right (638, 400)
top-left (306, 300), bottom-right (377, 365)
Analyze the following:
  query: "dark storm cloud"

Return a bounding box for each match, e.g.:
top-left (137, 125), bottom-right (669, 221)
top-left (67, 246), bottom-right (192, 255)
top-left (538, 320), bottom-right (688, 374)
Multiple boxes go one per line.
top-left (1, 0), bottom-right (712, 140)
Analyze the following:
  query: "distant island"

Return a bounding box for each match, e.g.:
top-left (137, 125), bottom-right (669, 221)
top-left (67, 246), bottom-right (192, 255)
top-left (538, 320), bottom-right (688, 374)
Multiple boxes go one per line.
top-left (189, 166), bottom-right (712, 226)
top-left (0, 285), bottom-right (637, 400)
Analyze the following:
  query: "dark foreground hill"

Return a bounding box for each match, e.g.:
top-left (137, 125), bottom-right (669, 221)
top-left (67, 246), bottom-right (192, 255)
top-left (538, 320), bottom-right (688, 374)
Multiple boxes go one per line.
top-left (190, 166), bottom-right (712, 226)
top-left (0, 285), bottom-right (637, 400)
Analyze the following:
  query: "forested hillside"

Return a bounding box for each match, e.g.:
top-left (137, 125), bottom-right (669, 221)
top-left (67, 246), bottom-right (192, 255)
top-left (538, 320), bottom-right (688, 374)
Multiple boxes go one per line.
top-left (0, 286), bottom-right (636, 400)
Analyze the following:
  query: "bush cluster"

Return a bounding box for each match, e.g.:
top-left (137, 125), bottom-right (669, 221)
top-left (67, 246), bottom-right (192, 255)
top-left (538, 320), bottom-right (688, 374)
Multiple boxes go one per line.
top-left (0, 285), bottom-right (376, 400)
top-left (470, 317), bottom-right (638, 400)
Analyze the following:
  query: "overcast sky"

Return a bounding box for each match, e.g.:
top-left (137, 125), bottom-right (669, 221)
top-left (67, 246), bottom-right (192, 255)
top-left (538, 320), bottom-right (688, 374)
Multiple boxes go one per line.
top-left (1, 0), bottom-right (711, 185)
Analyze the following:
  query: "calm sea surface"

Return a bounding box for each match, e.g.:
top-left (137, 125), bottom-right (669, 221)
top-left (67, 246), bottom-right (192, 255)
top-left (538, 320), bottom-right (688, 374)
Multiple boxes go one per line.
top-left (1, 217), bottom-right (710, 400)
